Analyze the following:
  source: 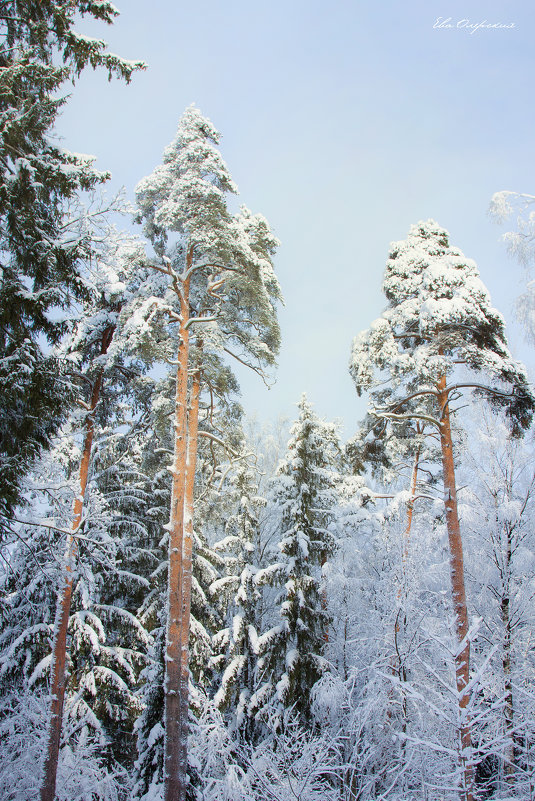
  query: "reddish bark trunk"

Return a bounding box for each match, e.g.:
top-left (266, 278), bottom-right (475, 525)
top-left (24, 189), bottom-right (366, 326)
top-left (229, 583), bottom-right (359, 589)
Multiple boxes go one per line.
top-left (40, 325), bottom-right (115, 801)
top-left (437, 374), bottom-right (473, 801)
top-left (178, 361), bottom-right (202, 774)
top-left (164, 270), bottom-right (191, 801)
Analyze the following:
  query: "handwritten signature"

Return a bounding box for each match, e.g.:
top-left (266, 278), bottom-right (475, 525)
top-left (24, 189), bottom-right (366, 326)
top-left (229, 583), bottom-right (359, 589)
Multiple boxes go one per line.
top-left (433, 17), bottom-right (515, 34)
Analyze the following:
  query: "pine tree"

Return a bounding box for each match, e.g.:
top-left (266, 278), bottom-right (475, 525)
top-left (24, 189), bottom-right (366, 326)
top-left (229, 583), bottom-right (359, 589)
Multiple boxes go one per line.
top-left (350, 219), bottom-right (535, 801)
top-left (35, 236), bottom-right (151, 801)
top-left (0, 1), bottom-right (144, 516)
top-left (134, 105), bottom-right (281, 801)
top-left (0, 229), bottom-right (159, 792)
top-left (131, 372), bottom-right (241, 801)
top-left (253, 396), bottom-right (339, 729)
top-left (0, 426), bottom-right (151, 799)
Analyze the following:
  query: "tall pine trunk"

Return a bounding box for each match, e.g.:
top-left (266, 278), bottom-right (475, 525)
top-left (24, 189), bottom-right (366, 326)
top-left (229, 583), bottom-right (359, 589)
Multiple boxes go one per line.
top-left (40, 325), bottom-right (115, 801)
top-left (437, 374), bottom-right (473, 801)
top-left (164, 266), bottom-right (191, 801)
top-left (178, 359), bottom-right (202, 776)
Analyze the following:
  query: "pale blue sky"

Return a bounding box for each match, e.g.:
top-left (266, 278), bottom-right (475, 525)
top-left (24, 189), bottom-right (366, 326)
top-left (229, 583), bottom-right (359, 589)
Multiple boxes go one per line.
top-left (58, 0), bottom-right (535, 436)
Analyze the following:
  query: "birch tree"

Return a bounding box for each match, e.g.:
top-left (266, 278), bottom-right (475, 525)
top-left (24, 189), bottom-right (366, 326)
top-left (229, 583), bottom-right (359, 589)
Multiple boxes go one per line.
top-left (462, 411), bottom-right (535, 794)
top-left (489, 190), bottom-right (535, 344)
top-left (350, 219), bottom-right (534, 801)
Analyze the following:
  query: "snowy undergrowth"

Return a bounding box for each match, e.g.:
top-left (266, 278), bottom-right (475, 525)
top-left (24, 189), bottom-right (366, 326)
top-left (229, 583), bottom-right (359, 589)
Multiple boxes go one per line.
top-left (0, 692), bottom-right (128, 801)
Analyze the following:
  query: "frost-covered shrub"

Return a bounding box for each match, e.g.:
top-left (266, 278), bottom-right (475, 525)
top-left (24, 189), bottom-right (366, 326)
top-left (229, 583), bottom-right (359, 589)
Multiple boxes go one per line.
top-left (0, 692), bottom-right (128, 801)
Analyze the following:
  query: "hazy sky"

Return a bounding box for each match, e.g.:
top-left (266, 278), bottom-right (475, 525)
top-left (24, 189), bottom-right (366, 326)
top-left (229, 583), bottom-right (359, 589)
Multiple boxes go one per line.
top-left (57, 0), bottom-right (535, 436)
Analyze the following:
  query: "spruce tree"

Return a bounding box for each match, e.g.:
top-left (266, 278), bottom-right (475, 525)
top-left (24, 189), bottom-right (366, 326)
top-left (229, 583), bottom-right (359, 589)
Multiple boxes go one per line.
top-left (212, 463), bottom-right (266, 743)
top-left (253, 396), bottom-right (339, 729)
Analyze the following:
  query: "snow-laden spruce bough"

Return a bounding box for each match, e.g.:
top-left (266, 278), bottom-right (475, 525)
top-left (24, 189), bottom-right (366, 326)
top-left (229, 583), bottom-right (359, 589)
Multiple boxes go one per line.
top-left (3, 84), bottom-right (535, 801)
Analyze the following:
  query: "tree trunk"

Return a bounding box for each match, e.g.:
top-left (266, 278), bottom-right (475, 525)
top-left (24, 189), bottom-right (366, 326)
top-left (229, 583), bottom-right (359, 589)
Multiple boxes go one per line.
top-left (502, 524), bottom-right (515, 783)
top-left (395, 435), bottom-right (422, 636)
top-left (402, 436), bottom-right (421, 572)
top-left (437, 374), bottom-right (472, 801)
top-left (40, 325), bottom-right (115, 801)
top-left (164, 267), bottom-right (191, 801)
top-left (387, 439), bottom-right (422, 734)
top-left (178, 356), bottom-right (202, 787)
top-left (321, 551), bottom-right (329, 644)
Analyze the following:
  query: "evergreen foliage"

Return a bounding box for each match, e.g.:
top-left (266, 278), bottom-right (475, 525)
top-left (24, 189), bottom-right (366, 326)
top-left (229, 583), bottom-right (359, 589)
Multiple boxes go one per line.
top-left (0, 1), bottom-right (144, 516)
top-left (3, 17), bottom-right (535, 795)
top-left (254, 396), bottom-right (339, 728)
top-left (212, 463), bottom-right (266, 742)
top-left (350, 220), bottom-right (534, 434)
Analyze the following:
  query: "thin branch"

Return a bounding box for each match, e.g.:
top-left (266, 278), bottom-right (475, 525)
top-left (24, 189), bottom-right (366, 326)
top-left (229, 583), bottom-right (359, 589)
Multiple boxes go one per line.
top-left (373, 410), bottom-right (442, 430)
top-left (197, 430), bottom-right (241, 459)
top-left (445, 382), bottom-right (520, 400)
top-left (222, 346), bottom-right (270, 386)
top-left (377, 388), bottom-right (439, 413)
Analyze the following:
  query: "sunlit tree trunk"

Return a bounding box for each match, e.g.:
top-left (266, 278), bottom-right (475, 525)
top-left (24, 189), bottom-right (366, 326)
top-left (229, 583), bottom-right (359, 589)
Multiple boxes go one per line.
top-left (164, 264), bottom-right (191, 801)
top-left (40, 325), bottom-right (115, 801)
top-left (178, 354), bottom-right (202, 787)
top-left (437, 374), bottom-right (473, 801)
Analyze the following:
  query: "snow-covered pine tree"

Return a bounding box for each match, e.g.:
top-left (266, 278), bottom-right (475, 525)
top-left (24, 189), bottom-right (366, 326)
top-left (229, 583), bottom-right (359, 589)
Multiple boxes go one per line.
top-left (36, 235), bottom-right (151, 801)
top-left (0, 423), bottom-right (151, 800)
top-left (134, 105), bottom-right (281, 801)
top-left (131, 368), bottom-right (242, 801)
top-left (253, 395), bottom-right (339, 730)
top-left (350, 219), bottom-right (535, 801)
top-left (0, 1), bottom-right (144, 517)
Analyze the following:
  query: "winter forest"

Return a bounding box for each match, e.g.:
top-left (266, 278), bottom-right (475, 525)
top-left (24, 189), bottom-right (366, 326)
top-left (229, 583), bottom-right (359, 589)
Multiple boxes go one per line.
top-left (3, 2), bottom-right (535, 801)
